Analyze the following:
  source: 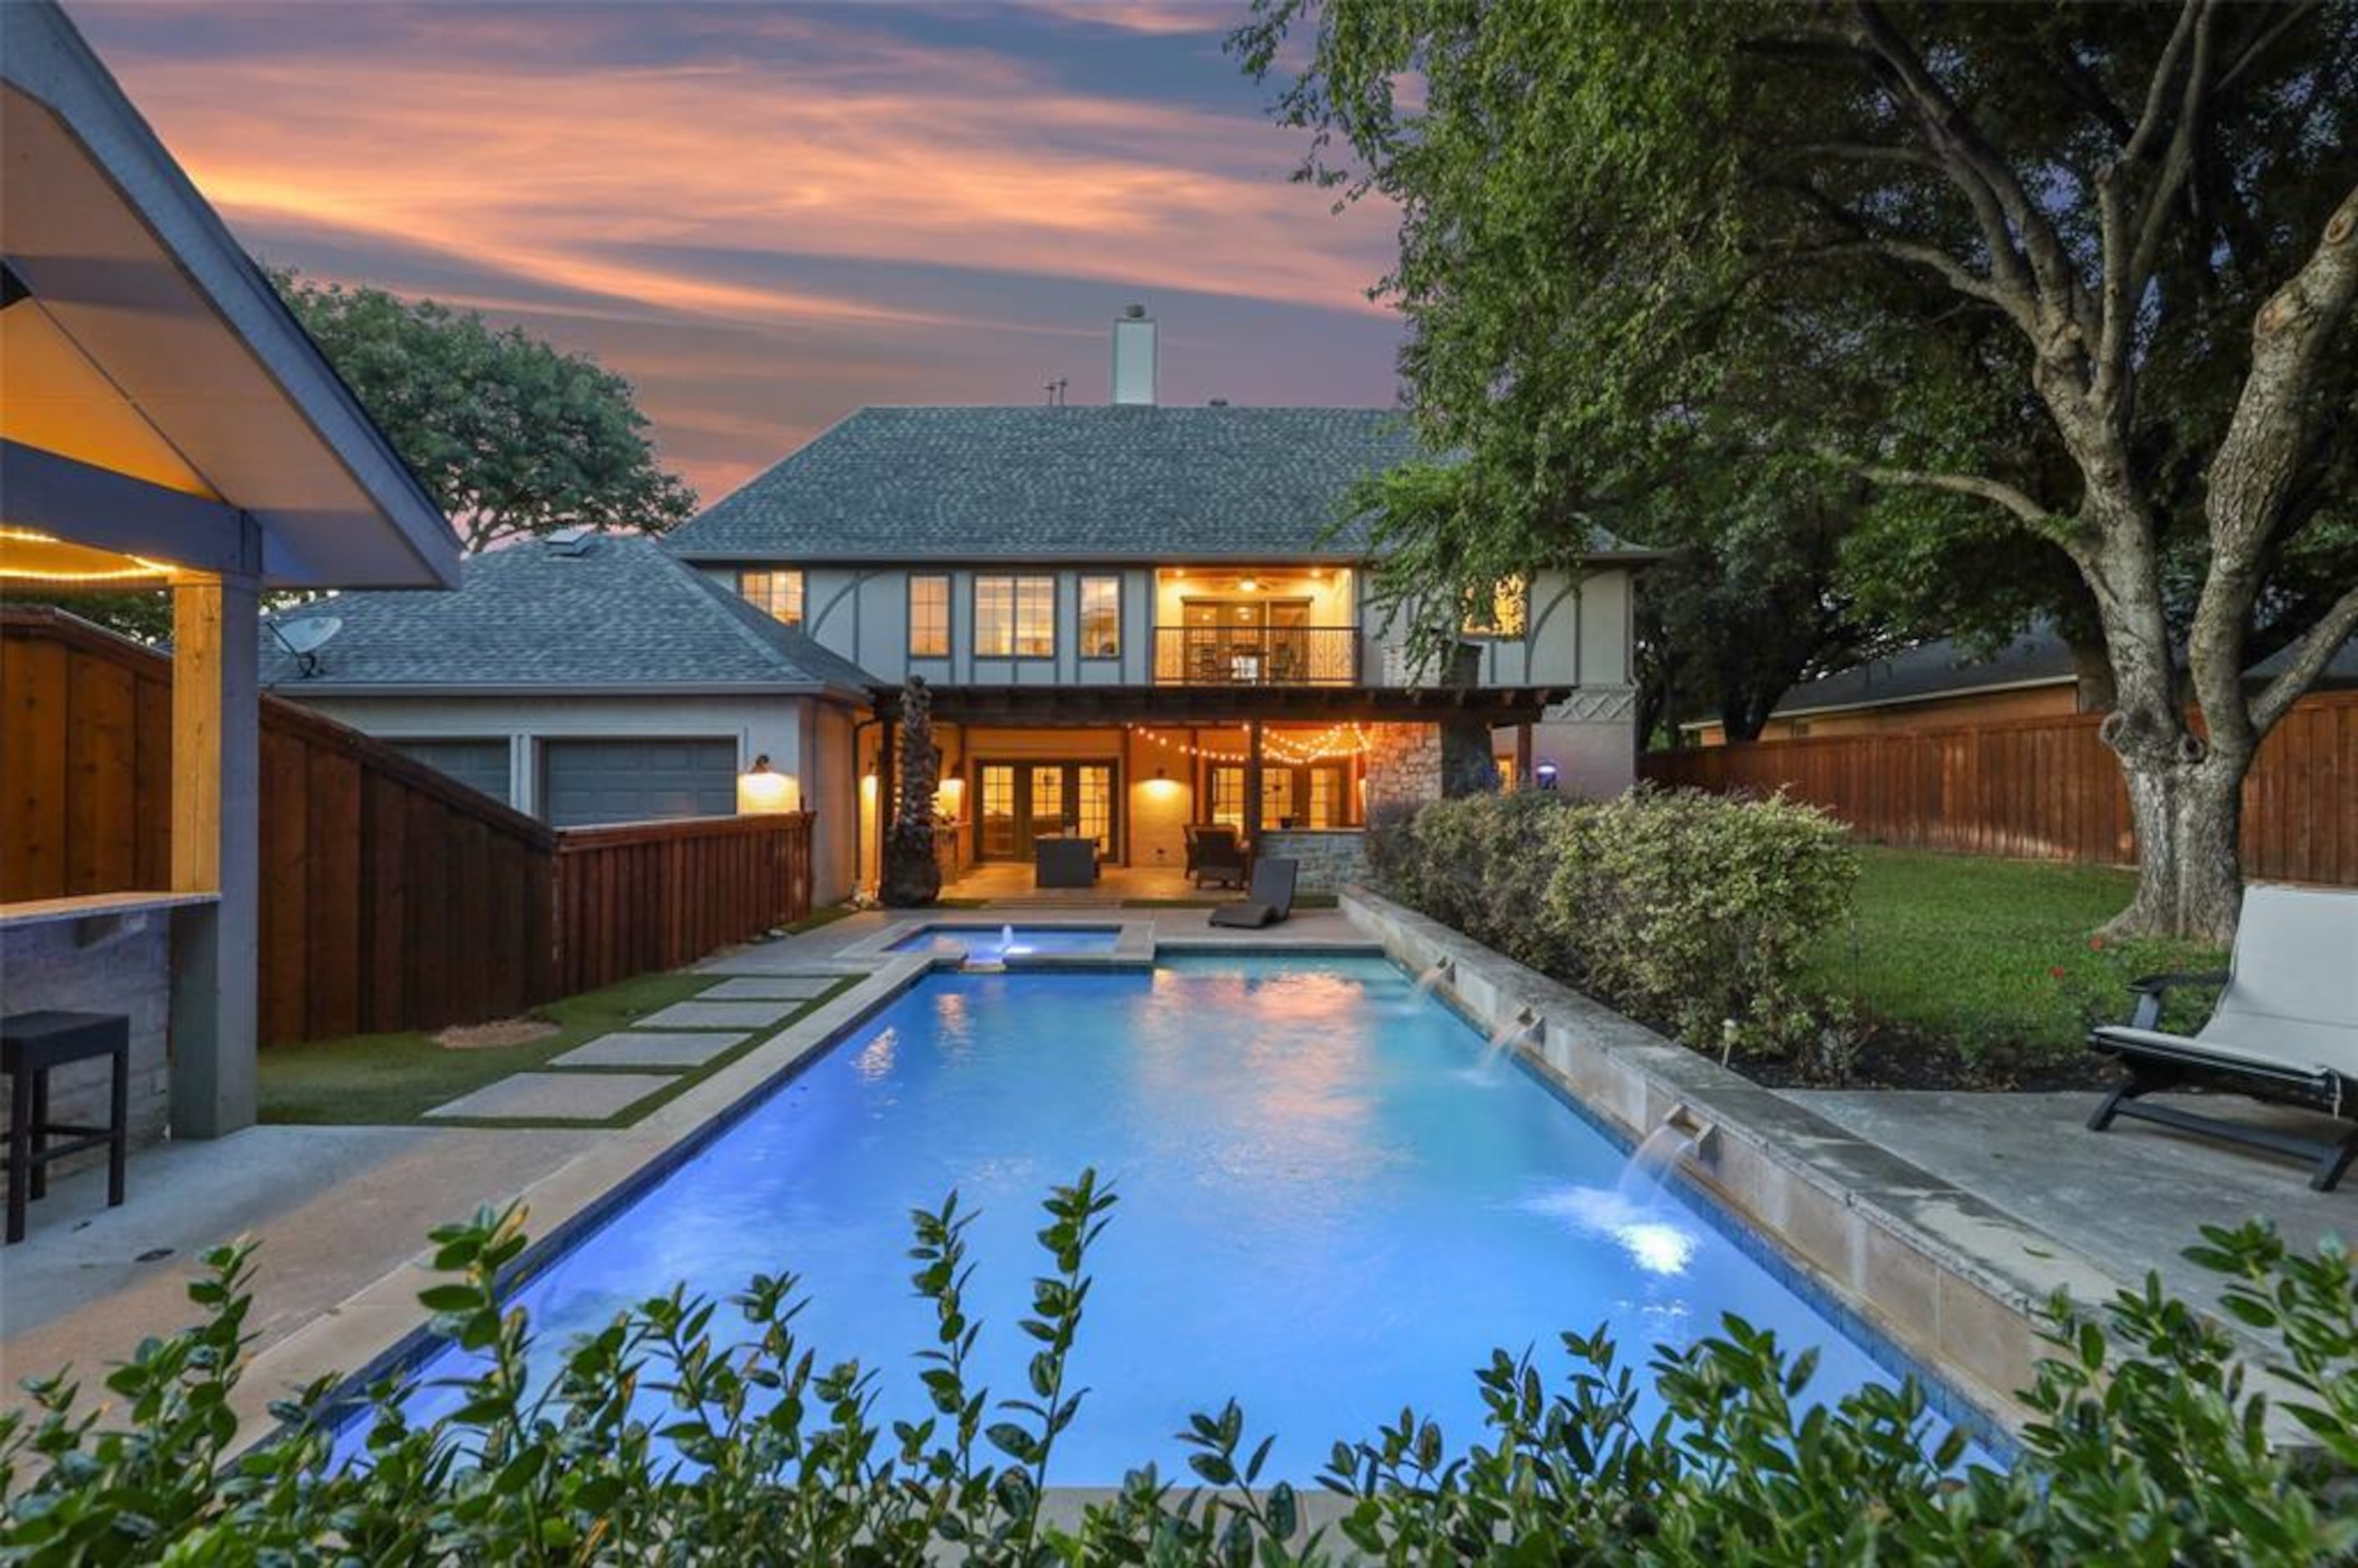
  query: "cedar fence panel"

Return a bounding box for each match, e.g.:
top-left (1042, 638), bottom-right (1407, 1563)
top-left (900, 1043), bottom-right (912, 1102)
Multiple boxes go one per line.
top-left (1641, 690), bottom-right (2358, 887)
top-left (3, 609), bottom-right (815, 1044)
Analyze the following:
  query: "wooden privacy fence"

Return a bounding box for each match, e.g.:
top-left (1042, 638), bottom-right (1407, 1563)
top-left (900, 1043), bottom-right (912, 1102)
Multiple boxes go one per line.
top-left (1640, 690), bottom-right (2357, 887)
top-left (3, 609), bottom-right (815, 1044)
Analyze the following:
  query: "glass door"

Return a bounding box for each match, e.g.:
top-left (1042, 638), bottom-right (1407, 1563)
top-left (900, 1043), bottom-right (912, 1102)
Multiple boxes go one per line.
top-left (979, 765), bottom-right (1019, 859)
top-left (975, 761), bottom-right (1119, 858)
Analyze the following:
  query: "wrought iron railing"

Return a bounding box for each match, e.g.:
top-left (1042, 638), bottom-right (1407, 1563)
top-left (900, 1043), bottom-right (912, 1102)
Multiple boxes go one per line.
top-left (1152, 625), bottom-right (1361, 685)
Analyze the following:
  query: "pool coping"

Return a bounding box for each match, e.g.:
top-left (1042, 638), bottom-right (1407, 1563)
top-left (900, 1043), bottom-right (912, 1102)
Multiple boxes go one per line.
top-left (1334, 886), bottom-right (2165, 1441)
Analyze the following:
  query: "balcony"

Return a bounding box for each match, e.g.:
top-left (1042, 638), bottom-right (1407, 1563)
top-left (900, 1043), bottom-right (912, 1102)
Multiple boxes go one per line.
top-left (1153, 625), bottom-right (1361, 686)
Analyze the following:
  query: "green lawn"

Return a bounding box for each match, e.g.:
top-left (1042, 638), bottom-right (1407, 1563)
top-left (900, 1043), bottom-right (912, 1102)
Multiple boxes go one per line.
top-left (259, 971), bottom-right (850, 1127)
top-left (1808, 847), bottom-right (2224, 1061)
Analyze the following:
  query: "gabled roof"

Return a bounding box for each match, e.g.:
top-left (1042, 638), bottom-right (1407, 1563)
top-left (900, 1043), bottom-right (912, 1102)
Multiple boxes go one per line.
top-left (667, 405), bottom-right (1440, 562)
top-left (259, 534), bottom-right (874, 697)
top-left (2, 1), bottom-right (456, 589)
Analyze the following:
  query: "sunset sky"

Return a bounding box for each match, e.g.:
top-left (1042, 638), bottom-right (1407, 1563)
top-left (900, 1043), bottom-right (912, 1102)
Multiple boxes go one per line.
top-left (71, 0), bottom-right (1408, 503)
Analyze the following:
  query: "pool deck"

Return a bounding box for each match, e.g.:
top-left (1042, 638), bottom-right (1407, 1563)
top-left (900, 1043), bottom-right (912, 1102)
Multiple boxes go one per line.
top-left (3, 898), bottom-right (2345, 1451)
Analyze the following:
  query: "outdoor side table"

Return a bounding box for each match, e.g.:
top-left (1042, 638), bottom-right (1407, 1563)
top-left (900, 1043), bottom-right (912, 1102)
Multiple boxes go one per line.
top-left (2, 1010), bottom-right (130, 1245)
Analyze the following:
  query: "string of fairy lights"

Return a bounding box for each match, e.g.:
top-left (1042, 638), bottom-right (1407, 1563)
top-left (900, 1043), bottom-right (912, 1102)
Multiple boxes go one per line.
top-left (1126, 721), bottom-right (1378, 767)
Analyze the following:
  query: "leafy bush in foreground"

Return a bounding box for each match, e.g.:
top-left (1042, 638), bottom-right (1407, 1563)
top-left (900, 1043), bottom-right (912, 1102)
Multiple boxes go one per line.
top-left (3, 1177), bottom-right (2354, 1565)
top-left (1372, 788), bottom-right (1859, 1053)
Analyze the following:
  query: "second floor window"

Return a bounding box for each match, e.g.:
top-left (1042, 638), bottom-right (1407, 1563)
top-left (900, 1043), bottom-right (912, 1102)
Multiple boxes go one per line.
top-left (1463, 575), bottom-right (1528, 639)
top-left (908, 574), bottom-right (949, 657)
top-left (976, 574), bottom-right (1055, 658)
top-left (1080, 575), bottom-right (1121, 658)
top-left (741, 568), bottom-right (804, 628)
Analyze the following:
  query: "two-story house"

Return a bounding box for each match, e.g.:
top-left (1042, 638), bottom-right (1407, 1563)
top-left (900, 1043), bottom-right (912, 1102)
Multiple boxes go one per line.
top-left (266, 309), bottom-right (1650, 903)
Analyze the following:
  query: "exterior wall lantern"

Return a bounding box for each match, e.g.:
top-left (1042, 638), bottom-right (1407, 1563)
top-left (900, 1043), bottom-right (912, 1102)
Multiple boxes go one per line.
top-left (737, 753), bottom-right (802, 814)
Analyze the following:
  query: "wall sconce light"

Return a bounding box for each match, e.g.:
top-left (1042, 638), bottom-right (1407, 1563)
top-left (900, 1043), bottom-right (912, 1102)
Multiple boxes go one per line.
top-left (737, 752), bottom-right (802, 813)
top-left (934, 776), bottom-right (966, 818)
top-left (1535, 760), bottom-right (1561, 792)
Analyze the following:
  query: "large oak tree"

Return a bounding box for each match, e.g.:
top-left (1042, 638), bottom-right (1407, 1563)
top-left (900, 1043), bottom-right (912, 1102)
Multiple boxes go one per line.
top-left (1242, 0), bottom-right (2357, 940)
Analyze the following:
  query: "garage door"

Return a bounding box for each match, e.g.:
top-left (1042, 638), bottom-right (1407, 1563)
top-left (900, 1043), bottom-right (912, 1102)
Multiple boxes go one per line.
top-left (541, 739), bottom-right (736, 828)
top-left (392, 740), bottom-right (510, 805)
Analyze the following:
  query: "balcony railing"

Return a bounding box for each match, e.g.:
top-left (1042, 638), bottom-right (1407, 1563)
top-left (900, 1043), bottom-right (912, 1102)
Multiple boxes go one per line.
top-left (1153, 625), bottom-right (1361, 685)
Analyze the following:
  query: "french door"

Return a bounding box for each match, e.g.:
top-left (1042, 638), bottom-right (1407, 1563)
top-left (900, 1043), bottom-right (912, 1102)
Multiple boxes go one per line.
top-left (976, 761), bottom-right (1117, 860)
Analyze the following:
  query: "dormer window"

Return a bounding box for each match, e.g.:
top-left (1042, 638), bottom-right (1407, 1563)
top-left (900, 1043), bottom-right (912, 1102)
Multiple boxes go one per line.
top-left (741, 568), bottom-right (804, 627)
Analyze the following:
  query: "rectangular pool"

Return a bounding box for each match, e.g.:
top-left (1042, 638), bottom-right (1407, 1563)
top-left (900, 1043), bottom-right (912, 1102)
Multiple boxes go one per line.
top-left (375, 955), bottom-right (1972, 1479)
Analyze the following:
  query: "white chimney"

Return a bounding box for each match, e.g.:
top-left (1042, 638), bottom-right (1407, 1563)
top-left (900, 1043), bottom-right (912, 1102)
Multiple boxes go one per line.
top-left (1111, 303), bottom-right (1157, 405)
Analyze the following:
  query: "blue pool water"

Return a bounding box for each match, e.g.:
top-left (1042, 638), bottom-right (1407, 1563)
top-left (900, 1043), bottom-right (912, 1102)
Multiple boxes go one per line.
top-left (888, 923), bottom-right (1121, 959)
top-left (373, 956), bottom-right (1961, 1479)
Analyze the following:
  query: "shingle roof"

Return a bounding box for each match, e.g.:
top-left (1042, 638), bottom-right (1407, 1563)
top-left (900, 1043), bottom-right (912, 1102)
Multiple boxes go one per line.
top-left (258, 533), bottom-right (876, 694)
top-left (664, 405), bottom-right (1432, 561)
top-left (1766, 628), bottom-right (2080, 719)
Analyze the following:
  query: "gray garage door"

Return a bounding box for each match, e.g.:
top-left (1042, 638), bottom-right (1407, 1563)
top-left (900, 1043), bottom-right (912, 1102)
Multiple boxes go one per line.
top-left (541, 739), bottom-right (736, 828)
top-left (392, 740), bottom-right (511, 805)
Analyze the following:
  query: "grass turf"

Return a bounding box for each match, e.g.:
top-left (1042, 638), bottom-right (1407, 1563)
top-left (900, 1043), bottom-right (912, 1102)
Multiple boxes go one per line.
top-left (1807, 847), bottom-right (2225, 1060)
top-left (259, 971), bottom-right (853, 1128)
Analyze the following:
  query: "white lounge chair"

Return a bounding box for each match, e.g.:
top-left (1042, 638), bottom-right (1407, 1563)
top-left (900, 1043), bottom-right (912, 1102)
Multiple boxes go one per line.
top-left (2087, 884), bottom-right (2358, 1191)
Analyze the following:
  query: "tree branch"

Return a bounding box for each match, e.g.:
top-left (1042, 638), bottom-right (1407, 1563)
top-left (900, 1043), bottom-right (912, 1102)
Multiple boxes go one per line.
top-left (2252, 579), bottom-right (2358, 736)
top-left (2094, 0), bottom-right (2211, 412)
top-left (1849, 1), bottom-right (2091, 354)
top-left (1841, 457), bottom-right (2058, 532)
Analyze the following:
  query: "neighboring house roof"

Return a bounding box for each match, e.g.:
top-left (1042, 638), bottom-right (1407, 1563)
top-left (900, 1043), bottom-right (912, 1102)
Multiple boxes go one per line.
top-left (1681, 623), bottom-right (2358, 731)
top-left (666, 405), bottom-right (1662, 564)
top-left (259, 534), bottom-right (876, 697)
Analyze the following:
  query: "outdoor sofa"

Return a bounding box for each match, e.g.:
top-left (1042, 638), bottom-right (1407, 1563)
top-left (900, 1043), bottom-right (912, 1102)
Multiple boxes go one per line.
top-left (2086, 883), bottom-right (2358, 1191)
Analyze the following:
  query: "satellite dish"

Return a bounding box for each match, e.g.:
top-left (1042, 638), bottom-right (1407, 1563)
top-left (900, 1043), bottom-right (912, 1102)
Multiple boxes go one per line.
top-left (270, 615), bottom-right (342, 677)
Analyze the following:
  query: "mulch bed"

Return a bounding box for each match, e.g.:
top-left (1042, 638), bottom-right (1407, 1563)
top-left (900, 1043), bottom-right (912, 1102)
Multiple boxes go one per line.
top-left (1727, 1024), bottom-right (2115, 1093)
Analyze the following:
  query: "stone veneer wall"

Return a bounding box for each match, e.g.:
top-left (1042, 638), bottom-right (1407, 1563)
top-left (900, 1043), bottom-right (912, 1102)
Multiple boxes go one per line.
top-left (0, 913), bottom-right (174, 1180)
top-left (1363, 722), bottom-right (1442, 822)
top-left (1254, 828), bottom-right (1367, 893)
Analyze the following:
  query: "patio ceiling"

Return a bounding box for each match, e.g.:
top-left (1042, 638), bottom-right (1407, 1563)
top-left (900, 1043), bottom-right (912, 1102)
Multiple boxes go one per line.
top-left (0, 4), bottom-right (458, 589)
top-left (875, 683), bottom-right (1571, 726)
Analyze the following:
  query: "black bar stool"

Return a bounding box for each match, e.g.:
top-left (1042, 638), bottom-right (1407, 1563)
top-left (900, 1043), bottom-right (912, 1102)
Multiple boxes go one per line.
top-left (3, 1011), bottom-right (130, 1245)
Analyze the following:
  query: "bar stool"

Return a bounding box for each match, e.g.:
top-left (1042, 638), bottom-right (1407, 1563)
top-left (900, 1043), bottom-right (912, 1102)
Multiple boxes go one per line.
top-left (3, 1010), bottom-right (130, 1244)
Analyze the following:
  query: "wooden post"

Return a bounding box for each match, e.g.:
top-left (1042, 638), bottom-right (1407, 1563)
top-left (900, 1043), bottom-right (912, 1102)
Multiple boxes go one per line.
top-left (1515, 722), bottom-right (1534, 790)
top-left (1244, 720), bottom-right (1264, 847)
top-left (169, 573), bottom-right (260, 1137)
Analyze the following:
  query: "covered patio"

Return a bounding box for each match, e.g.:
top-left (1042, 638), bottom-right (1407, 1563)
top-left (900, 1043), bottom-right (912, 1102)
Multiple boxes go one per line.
top-left (2, 0), bottom-right (457, 1173)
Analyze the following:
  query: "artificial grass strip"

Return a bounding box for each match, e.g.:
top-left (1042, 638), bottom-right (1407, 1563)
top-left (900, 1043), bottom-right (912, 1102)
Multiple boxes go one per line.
top-left (257, 971), bottom-right (717, 1127)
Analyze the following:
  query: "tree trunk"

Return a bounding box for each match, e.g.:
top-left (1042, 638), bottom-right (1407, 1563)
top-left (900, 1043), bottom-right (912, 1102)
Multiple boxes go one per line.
top-left (2102, 714), bottom-right (2247, 946)
top-left (880, 677), bottom-right (944, 908)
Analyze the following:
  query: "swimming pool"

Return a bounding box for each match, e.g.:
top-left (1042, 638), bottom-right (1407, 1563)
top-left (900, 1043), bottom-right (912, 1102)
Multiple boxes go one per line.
top-left (887, 923), bottom-right (1122, 960)
top-left (376, 955), bottom-right (1966, 1479)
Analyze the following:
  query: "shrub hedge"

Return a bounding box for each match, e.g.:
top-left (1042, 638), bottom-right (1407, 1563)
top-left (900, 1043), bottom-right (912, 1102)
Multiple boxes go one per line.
top-left (1370, 788), bottom-right (1859, 1054)
top-left (3, 1182), bottom-right (2354, 1565)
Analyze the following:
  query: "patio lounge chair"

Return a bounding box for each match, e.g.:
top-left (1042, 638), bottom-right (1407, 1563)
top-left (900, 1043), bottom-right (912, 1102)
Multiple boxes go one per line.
top-left (1186, 825), bottom-right (1248, 889)
top-left (1209, 857), bottom-right (1298, 930)
top-left (2086, 883), bottom-right (2358, 1191)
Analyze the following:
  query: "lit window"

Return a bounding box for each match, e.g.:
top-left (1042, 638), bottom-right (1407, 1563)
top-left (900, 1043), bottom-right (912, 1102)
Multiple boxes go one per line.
top-left (741, 568), bottom-right (804, 627)
top-left (1080, 575), bottom-right (1121, 658)
top-left (908, 574), bottom-right (949, 657)
top-left (976, 574), bottom-right (1055, 657)
top-left (1464, 575), bottom-right (1527, 639)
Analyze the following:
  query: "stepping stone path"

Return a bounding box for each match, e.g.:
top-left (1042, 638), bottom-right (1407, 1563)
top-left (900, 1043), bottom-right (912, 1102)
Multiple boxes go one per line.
top-left (637, 999), bottom-right (802, 1031)
top-left (551, 1031), bottom-right (748, 1070)
top-left (701, 975), bottom-right (838, 1001)
top-left (424, 1073), bottom-right (673, 1123)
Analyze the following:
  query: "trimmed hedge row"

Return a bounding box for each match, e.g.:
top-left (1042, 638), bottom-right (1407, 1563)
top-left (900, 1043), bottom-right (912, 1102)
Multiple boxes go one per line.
top-left (1369, 787), bottom-right (1858, 1054)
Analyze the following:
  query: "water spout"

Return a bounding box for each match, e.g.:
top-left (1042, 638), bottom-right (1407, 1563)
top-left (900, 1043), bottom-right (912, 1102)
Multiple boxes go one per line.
top-left (1482, 1008), bottom-right (1541, 1074)
top-left (1616, 1104), bottom-right (1720, 1200)
top-left (1409, 958), bottom-right (1455, 1004)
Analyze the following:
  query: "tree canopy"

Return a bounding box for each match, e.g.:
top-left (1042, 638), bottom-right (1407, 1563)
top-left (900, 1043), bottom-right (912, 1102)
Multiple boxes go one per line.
top-left (277, 273), bottom-right (696, 552)
top-left (1242, 0), bottom-right (2358, 937)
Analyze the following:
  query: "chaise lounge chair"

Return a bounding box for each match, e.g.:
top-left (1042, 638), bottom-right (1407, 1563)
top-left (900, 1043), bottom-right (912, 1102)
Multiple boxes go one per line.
top-left (2086, 883), bottom-right (2358, 1191)
top-left (1208, 857), bottom-right (1298, 930)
